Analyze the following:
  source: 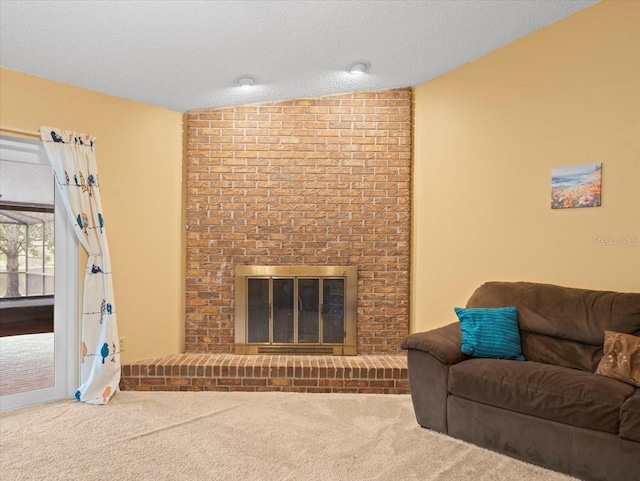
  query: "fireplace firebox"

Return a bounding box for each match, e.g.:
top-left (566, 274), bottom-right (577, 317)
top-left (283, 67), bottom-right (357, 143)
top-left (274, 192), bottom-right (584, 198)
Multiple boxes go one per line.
top-left (234, 266), bottom-right (357, 355)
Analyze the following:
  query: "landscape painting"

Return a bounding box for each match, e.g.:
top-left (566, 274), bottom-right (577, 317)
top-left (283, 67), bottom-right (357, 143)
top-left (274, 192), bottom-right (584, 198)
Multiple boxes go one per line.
top-left (551, 163), bottom-right (602, 209)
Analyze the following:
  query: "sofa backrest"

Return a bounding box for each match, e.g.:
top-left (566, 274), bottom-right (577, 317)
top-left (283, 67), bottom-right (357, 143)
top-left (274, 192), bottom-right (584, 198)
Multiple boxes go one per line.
top-left (466, 281), bottom-right (640, 371)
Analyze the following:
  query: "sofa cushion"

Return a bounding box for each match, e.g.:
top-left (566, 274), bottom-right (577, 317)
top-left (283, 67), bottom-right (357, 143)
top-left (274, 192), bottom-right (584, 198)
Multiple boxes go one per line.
top-left (595, 331), bottom-right (640, 387)
top-left (521, 331), bottom-right (603, 372)
top-left (455, 306), bottom-right (524, 361)
top-left (465, 282), bottom-right (640, 345)
top-left (448, 358), bottom-right (635, 434)
top-left (619, 389), bottom-right (640, 442)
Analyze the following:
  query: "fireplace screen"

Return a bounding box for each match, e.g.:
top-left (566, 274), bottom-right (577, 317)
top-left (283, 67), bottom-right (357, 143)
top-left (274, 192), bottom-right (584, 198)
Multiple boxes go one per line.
top-left (235, 266), bottom-right (357, 355)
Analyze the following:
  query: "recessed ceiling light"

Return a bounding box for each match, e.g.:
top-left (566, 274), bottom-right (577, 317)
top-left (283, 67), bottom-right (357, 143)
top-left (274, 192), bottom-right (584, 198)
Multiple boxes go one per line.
top-left (348, 61), bottom-right (371, 75)
top-left (236, 75), bottom-right (256, 87)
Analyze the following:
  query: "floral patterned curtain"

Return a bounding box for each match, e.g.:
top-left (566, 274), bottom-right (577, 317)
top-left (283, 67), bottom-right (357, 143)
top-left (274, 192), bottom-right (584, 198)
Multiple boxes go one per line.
top-left (40, 127), bottom-right (120, 404)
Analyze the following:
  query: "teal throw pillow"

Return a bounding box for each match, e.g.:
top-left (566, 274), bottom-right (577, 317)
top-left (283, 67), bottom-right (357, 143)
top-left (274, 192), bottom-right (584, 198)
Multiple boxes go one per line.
top-left (454, 306), bottom-right (525, 361)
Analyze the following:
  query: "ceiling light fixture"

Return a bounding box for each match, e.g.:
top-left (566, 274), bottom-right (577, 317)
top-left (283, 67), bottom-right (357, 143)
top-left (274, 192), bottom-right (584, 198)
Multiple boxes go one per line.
top-left (236, 75), bottom-right (256, 87)
top-left (348, 61), bottom-right (371, 75)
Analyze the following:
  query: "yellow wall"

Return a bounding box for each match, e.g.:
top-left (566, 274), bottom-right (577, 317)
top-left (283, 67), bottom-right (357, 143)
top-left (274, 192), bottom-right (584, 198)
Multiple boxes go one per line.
top-left (0, 68), bottom-right (185, 362)
top-left (412, 0), bottom-right (640, 333)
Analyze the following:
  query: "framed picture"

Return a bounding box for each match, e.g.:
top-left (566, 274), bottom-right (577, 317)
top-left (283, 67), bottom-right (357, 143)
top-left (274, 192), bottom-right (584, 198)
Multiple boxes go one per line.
top-left (551, 163), bottom-right (602, 209)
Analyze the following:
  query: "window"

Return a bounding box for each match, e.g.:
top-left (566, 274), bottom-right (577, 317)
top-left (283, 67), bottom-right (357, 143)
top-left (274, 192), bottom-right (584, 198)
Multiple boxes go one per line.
top-left (1, 208), bottom-right (55, 300)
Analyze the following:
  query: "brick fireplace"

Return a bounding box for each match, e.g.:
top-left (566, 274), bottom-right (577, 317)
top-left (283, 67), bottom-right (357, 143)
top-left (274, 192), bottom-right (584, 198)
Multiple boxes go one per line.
top-left (185, 88), bottom-right (412, 355)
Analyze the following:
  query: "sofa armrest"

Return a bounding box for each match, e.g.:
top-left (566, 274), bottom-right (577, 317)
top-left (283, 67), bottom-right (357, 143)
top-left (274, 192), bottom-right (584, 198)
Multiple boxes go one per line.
top-left (402, 323), bottom-right (465, 433)
top-left (401, 323), bottom-right (466, 365)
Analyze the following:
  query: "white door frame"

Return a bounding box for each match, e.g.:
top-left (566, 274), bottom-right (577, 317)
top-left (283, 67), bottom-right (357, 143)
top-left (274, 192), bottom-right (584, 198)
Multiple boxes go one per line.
top-left (0, 135), bottom-right (79, 411)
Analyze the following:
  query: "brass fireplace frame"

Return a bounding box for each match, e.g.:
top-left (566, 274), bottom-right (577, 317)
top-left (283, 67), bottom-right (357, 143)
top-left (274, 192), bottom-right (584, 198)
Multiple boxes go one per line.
top-left (234, 265), bottom-right (358, 355)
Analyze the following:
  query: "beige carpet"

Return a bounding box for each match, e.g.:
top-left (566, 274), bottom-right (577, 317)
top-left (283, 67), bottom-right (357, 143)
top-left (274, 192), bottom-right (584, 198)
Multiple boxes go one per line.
top-left (0, 391), bottom-right (578, 481)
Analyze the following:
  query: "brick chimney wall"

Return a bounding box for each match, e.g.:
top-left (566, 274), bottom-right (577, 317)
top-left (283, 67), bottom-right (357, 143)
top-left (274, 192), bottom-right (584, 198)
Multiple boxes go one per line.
top-left (185, 88), bottom-right (412, 354)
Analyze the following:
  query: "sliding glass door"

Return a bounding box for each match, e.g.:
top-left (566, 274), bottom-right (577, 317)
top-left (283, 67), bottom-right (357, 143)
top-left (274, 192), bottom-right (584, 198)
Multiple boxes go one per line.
top-left (0, 136), bottom-right (78, 411)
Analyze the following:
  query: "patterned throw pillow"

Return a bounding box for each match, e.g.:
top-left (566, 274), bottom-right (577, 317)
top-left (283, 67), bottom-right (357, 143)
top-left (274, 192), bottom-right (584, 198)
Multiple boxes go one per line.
top-left (454, 306), bottom-right (525, 361)
top-left (595, 331), bottom-right (640, 387)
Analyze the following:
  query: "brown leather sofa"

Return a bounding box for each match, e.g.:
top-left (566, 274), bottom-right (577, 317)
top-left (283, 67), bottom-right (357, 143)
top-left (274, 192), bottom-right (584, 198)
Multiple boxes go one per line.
top-left (401, 282), bottom-right (640, 481)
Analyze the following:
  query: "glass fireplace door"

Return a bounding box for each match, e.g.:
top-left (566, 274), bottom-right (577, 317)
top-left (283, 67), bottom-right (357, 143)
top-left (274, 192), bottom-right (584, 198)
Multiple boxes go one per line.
top-left (235, 265), bottom-right (356, 355)
top-left (298, 278), bottom-right (319, 343)
top-left (247, 278), bottom-right (269, 343)
top-left (245, 277), bottom-right (345, 346)
top-left (272, 278), bottom-right (294, 343)
top-left (322, 279), bottom-right (344, 344)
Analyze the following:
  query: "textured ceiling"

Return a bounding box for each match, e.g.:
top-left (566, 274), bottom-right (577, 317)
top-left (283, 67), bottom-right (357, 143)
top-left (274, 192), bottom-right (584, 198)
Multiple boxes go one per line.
top-left (0, 0), bottom-right (597, 112)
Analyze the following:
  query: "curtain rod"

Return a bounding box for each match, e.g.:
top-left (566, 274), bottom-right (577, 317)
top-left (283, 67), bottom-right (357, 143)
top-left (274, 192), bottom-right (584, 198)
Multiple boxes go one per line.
top-left (0, 125), bottom-right (41, 138)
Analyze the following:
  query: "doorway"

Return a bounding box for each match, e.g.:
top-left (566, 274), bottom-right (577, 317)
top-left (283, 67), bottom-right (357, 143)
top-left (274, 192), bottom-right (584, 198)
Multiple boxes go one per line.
top-left (0, 135), bottom-right (79, 411)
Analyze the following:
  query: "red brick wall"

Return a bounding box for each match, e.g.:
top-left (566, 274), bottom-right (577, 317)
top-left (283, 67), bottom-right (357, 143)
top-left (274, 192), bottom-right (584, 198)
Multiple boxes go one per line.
top-left (186, 88), bottom-right (411, 354)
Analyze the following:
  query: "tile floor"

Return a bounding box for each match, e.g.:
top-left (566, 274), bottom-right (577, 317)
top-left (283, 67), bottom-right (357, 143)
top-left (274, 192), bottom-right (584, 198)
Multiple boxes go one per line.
top-left (0, 333), bottom-right (54, 396)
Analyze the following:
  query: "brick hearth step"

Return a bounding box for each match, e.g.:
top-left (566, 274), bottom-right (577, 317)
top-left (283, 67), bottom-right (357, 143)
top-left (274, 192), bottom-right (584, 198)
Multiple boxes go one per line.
top-left (121, 354), bottom-right (408, 394)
